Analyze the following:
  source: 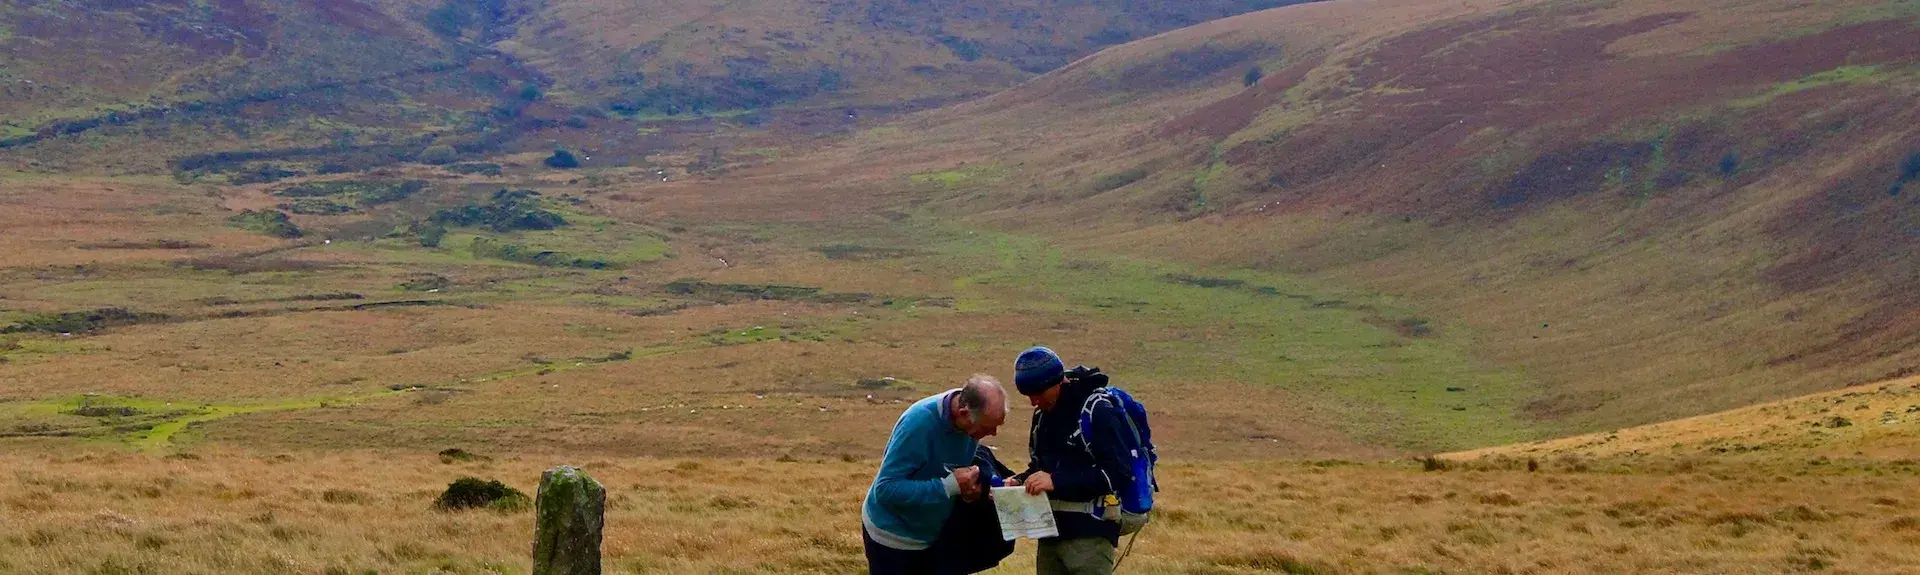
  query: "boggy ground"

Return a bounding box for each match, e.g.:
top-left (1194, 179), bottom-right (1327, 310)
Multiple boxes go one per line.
top-left (2, 448), bottom-right (1917, 574)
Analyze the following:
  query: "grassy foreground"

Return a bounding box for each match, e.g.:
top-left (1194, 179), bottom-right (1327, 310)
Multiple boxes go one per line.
top-left (2, 448), bottom-right (1918, 574)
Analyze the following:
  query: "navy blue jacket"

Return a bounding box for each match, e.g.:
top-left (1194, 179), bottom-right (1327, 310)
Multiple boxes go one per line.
top-left (1016, 371), bottom-right (1136, 545)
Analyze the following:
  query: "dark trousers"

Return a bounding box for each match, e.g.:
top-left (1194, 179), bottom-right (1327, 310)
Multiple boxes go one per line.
top-left (864, 527), bottom-right (937, 575)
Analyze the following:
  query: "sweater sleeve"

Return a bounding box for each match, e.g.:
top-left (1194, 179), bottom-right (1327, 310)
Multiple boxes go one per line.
top-left (871, 411), bottom-right (961, 507)
top-left (1049, 397), bottom-right (1137, 502)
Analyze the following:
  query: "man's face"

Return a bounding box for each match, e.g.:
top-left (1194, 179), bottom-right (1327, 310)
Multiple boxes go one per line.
top-left (964, 394), bottom-right (1007, 439)
top-left (1026, 383), bottom-right (1063, 412)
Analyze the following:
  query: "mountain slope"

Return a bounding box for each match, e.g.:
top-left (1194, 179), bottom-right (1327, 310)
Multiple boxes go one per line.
top-left (0, 0), bottom-right (559, 176)
top-left (0, 0), bottom-right (1320, 177)
top-left (499, 0), bottom-right (1319, 114)
top-left (648, 0), bottom-right (1920, 439)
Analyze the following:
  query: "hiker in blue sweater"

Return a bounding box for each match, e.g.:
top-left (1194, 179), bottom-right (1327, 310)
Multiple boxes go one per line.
top-left (862, 374), bottom-right (1011, 574)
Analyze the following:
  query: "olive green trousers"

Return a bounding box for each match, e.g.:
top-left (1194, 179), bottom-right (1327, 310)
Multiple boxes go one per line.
top-left (1036, 537), bottom-right (1115, 575)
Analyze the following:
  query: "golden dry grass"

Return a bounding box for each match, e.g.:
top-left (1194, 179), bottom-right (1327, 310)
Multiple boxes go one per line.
top-left (0, 178), bottom-right (279, 270)
top-left (3, 448), bottom-right (1918, 574)
top-left (1458, 375), bottom-right (1920, 461)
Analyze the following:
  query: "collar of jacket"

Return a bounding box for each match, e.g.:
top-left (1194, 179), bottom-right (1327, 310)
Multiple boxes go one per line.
top-left (1047, 376), bottom-right (1107, 415)
top-left (940, 389), bottom-right (966, 436)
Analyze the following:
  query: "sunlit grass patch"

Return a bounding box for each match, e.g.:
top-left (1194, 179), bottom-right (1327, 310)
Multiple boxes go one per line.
top-left (908, 164), bottom-right (1009, 189)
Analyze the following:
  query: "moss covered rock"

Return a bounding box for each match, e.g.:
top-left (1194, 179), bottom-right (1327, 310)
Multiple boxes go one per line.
top-left (532, 466), bottom-right (604, 575)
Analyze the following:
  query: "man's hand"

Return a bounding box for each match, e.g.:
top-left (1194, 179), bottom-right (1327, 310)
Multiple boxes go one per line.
top-left (1022, 471), bottom-right (1054, 496)
top-left (953, 465), bottom-right (982, 502)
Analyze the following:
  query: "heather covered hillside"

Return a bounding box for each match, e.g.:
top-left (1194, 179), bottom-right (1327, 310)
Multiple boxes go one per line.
top-left (668, 0), bottom-right (1920, 435)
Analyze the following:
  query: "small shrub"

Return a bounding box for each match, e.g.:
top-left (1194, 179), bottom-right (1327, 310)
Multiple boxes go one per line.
top-left (1091, 168), bottom-right (1150, 192)
top-left (415, 390), bottom-right (452, 406)
top-left (228, 210), bottom-right (302, 238)
top-left (564, 115), bottom-right (589, 130)
top-left (816, 244), bottom-right (916, 261)
top-left (71, 405), bottom-right (139, 417)
top-left (1719, 151), bottom-right (1741, 177)
top-left (1396, 317), bottom-right (1434, 337)
top-left (708, 495), bottom-right (754, 510)
top-left (1420, 455), bottom-right (1451, 472)
top-left (418, 224), bottom-right (447, 248)
top-left (545, 149), bottom-right (581, 169)
top-left (274, 180), bottom-right (425, 207)
top-left (1888, 516), bottom-right (1920, 531)
top-left (470, 237), bottom-right (610, 269)
top-left (431, 189), bottom-right (568, 232)
top-left (4, 308), bottom-right (155, 334)
top-left (399, 274), bottom-right (451, 292)
top-left (1772, 505), bottom-right (1831, 523)
top-left (1244, 66), bottom-right (1265, 87)
top-left (446, 162), bottom-right (504, 176)
top-left (228, 164), bottom-right (301, 185)
top-left (78, 239), bottom-right (210, 250)
top-left (1165, 274), bottom-right (1245, 289)
top-left (1476, 491), bottom-right (1520, 506)
top-left (419, 145), bottom-right (458, 165)
top-left (434, 478), bottom-right (529, 511)
top-left (1903, 152), bottom-right (1920, 183)
top-left (281, 198), bottom-right (353, 215)
top-left (135, 533), bottom-right (168, 550)
top-left (438, 448), bottom-right (488, 463)
top-left (321, 489), bottom-right (370, 504)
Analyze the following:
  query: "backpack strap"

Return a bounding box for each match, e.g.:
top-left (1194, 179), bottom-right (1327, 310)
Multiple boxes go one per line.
top-left (1081, 388), bottom-right (1146, 453)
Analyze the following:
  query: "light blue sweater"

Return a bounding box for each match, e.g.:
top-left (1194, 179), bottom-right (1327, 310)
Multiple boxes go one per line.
top-left (861, 390), bottom-right (979, 550)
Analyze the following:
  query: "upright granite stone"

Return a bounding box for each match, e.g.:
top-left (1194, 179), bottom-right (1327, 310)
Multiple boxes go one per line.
top-left (532, 466), bottom-right (606, 575)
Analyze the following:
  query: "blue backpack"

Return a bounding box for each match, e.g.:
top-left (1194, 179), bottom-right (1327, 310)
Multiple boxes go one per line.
top-left (1079, 384), bottom-right (1158, 533)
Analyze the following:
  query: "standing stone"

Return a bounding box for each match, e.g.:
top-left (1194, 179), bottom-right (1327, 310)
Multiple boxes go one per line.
top-left (532, 466), bottom-right (605, 575)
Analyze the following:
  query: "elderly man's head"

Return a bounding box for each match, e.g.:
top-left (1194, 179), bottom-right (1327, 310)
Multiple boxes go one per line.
top-left (952, 374), bottom-right (1009, 439)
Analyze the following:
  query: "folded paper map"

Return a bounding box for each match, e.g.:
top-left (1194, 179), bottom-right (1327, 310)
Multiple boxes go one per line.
top-left (991, 487), bottom-right (1060, 540)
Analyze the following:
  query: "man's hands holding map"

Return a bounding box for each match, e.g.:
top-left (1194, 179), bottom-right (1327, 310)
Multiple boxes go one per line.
top-left (954, 465), bottom-right (984, 503)
top-left (1005, 471), bottom-right (1053, 495)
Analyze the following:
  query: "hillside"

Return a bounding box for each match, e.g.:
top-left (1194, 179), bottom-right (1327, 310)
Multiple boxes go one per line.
top-left (658, 0), bottom-right (1920, 438)
top-left (501, 0), bottom-right (1318, 113)
top-left (0, 0), bottom-right (1317, 177)
top-left (0, 0), bottom-right (551, 176)
top-left (1455, 374), bottom-right (1920, 461)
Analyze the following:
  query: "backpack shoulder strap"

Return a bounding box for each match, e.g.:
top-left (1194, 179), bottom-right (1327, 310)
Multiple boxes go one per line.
top-left (1080, 388), bottom-right (1145, 450)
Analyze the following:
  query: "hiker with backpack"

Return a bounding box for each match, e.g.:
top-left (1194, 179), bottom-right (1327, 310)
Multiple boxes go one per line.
top-left (1006, 347), bottom-right (1157, 575)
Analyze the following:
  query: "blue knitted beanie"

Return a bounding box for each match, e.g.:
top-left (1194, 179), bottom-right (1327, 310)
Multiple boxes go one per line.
top-left (1013, 346), bottom-right (1065, 395)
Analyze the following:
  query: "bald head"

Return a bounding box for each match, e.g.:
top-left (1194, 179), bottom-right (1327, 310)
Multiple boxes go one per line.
top-left (955, 374), bottom-right (1009, 439)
